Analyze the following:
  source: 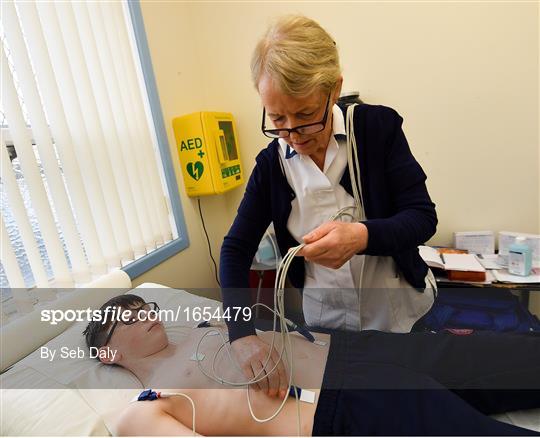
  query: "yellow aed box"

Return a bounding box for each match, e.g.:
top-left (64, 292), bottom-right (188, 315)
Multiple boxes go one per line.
top-left (172, 112), bottom-right (244, 197)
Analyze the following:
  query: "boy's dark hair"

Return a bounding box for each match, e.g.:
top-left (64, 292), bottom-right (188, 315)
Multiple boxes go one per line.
top-left (82, 294), bottom-right (146, 350)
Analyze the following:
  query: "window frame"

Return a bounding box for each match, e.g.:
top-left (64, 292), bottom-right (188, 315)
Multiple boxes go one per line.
top-left (122, 0), bottom-right (189, 280)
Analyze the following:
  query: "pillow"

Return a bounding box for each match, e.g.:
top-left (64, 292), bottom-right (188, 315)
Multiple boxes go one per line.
top-left (1, 387), bottom-right (109, 436)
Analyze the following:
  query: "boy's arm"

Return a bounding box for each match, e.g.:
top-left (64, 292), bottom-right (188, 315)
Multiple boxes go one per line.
top-left (115, 400), bottom-right (200, 436)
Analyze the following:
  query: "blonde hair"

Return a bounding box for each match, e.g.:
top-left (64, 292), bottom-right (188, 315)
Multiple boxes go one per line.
top-left (251, 15), bottom-right (341, 96)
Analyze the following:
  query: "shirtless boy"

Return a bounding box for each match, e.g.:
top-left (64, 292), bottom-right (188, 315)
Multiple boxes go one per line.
top-left (83, 294), bottom-right (540, 436)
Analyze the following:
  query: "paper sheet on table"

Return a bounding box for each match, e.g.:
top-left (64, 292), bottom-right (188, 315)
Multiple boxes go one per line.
top-left (492, 268), bottom-right (540, 283)
top-left (441, 253), bottom-right (486, 272)
top-left (478, 254), bottom-right (503, 270)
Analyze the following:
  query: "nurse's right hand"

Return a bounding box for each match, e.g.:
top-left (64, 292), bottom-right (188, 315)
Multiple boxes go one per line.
top-left (231, 335), bottom-right (288, 398)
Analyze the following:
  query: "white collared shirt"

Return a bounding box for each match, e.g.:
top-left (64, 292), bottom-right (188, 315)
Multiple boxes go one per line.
top-left (278, 104), bottom-right (363, 292)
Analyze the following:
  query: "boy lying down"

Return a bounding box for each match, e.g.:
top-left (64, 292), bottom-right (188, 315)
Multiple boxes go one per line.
top-left (83, 294), bottom-right (540, 436)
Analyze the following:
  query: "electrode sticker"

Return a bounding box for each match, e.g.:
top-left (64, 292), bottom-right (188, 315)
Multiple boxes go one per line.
top-left (299, 389), bottom-right (316, 404)
top-left (190, 353), bottom-right (205, 361)
top-left (314, 340), bottom-right (327, 346)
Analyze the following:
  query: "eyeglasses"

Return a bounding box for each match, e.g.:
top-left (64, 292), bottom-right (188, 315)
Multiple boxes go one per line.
top-left (101, 302), bottom-right (160, 347)
top-left (261, 92), bottom-right (331, 139)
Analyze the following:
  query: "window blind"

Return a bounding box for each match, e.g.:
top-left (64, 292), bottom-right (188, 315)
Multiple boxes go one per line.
top-left (1, 0), bottom-right (174, 290)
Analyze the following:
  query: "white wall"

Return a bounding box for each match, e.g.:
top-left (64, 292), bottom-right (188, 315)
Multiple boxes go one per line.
top-left (134, 1), bottom-right (539, 314)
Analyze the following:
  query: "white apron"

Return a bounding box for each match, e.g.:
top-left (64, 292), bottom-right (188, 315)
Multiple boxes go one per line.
top-left (279, 105), bottom-right (436, 332)
top-left (302, 235), bottom-right (437, 332)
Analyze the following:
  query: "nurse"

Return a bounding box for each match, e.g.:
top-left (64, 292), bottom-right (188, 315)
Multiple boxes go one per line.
top-left (220, 14), bottom-right (438, 397)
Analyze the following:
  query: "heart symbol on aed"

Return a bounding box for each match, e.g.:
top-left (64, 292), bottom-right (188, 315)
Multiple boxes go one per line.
top-left (187, 161), bottom-right (204, 181)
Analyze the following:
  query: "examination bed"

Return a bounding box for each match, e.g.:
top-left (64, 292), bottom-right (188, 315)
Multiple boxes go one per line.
top-left (1, 275), bottom-right (539, 435)
top-left (1, 278), bottom-right (223, 435)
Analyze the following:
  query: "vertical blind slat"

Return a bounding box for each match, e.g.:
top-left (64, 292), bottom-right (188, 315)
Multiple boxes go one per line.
top-left (15, 1), bottom-right (107, 275)
top-left (1, 46), bottom-right (73, 287)
top-left (1, 137), bottom-right (49, 288)
top-left (113, 3), bottom-right (173, 243)
top-left (3, 1), bottom-right (90, 283)
top-left (34, 1), bottom-right (121, 268)
top-left (70, 2), bottom-right (146, 258)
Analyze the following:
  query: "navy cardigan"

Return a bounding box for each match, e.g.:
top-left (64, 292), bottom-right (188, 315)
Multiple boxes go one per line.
top-left (220, 103), bottom-right (437, 342)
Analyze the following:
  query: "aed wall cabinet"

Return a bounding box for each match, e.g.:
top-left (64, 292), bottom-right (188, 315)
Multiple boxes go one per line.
top-left (172, 112), bottom-right (244, 197)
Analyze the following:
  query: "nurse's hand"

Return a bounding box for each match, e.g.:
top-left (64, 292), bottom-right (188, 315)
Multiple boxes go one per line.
top-left (231, 335), bottom-right (289, 398)
top-left (299, 221), bottom-right (368, 269)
